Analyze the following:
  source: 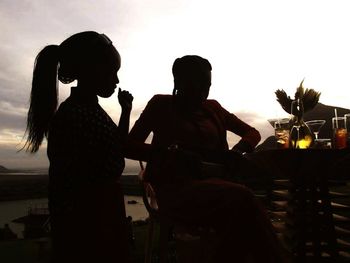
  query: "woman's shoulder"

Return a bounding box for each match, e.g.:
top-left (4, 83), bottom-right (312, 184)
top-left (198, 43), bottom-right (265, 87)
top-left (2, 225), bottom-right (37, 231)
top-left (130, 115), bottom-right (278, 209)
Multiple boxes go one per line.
top-left (204, 99), bottom-right (233, 121)
top-left (54, 98), bottom-right (101, 124)
top-left (204, 99), bottom-right (224, 111)
top-left (149, 94), bottom-right (172, 102)
top-left (145, 94), bottom-right (173, 109)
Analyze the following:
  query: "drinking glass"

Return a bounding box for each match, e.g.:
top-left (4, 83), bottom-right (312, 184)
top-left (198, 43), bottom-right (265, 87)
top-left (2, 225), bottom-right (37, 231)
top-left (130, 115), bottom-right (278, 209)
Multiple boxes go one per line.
top-left (332, 117), bottom-right (347, 149)
top-left (344, 113), bottom-right (350, 145)
top-left (305, 120), bottom-right (326, 140)
top-left (274, 119), bottom-right (290, 149)
top-left (268, 118), bottom-right (290, 128)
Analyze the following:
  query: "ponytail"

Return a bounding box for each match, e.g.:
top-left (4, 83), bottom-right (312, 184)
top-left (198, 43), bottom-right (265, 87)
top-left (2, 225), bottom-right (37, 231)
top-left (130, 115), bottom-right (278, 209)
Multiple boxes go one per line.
top-left (24, 45), bottom-right (59, 153)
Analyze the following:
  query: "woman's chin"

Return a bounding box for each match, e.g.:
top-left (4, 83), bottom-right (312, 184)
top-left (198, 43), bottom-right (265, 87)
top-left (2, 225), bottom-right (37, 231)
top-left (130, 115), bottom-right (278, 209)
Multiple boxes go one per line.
top-left (98, 89), bottom-right (115, 98)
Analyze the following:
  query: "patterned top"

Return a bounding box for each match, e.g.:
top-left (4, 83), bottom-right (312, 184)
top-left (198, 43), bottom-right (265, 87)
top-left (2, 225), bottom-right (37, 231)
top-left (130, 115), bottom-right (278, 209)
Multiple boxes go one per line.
top-left (47, 87), bottom-right (124, 215)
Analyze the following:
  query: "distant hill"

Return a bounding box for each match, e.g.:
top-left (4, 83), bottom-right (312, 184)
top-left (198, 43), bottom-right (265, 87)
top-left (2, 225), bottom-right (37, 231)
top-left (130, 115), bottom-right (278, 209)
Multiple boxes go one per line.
top-left (0, 165), bottom-right (9, 172)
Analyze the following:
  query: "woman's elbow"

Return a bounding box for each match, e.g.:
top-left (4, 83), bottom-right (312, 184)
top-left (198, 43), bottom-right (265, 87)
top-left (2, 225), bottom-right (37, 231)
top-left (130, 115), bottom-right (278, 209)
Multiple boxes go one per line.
top-left (254, 129), bottom-right (261, 144)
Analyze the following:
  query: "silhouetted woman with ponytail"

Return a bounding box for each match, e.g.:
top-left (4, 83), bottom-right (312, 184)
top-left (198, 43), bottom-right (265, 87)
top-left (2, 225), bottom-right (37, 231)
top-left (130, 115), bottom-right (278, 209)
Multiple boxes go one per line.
top-left (25, 31), bottom-right (133, 263)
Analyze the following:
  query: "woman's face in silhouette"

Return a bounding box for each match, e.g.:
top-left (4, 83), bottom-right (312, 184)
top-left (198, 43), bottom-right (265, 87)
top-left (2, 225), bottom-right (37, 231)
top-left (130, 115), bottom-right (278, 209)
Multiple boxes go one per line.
top-left (85, 45), bottom-right (121, 98)
top-left (176, 70), bottom-right (211, 109)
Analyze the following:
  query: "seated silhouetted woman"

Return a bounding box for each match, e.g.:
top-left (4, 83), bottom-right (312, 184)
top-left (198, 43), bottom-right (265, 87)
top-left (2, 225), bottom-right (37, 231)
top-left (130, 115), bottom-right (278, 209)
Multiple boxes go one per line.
top-left (126, 55), bottom-right (283, 262)
top-left (24, 31), bottom-right (133, 263)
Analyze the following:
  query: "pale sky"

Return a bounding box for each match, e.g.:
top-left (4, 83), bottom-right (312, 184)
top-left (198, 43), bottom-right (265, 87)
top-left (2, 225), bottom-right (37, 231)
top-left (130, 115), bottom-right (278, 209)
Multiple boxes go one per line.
top-left (1, 0), bottom-right (350, 169)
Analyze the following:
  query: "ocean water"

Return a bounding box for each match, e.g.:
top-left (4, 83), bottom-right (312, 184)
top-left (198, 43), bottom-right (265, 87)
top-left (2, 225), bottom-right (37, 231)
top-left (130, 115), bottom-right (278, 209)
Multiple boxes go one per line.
top-left (0, 195), bottom-right (148, 238)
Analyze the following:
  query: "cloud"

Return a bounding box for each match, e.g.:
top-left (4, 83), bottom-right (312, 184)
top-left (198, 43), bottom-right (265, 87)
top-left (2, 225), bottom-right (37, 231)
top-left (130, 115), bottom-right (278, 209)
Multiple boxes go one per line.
top-left (1, 0), bottom-right (273, 169)
top-left (0, 102), bottom-right (27, 132)
top-left (1, 0), bottom-right (350, 168)
top-left (0, 142), bottom-right (48, 169)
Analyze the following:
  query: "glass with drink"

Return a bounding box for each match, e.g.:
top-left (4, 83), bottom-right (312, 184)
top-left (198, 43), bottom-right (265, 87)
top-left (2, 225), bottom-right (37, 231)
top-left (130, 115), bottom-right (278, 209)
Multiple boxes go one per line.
top-left (305, 119), bottom-right (326, 141)
top-left (274, 118), bottom-right (290, 149)
top-left (344, 113), bottom-right (350, 146)
top-left (332, 117), bottom-right (348, 149)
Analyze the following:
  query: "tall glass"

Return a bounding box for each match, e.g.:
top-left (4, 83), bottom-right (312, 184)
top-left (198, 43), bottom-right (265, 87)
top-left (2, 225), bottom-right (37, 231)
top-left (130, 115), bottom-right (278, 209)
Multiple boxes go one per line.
top-left (268, 118), bottom-right (290, 128)
top-left (274, 119), bottom-right (290, 149)
top-left (344, 113), bottom-right (350, 146)
top-left (332, 117), bottom-right (347, 149)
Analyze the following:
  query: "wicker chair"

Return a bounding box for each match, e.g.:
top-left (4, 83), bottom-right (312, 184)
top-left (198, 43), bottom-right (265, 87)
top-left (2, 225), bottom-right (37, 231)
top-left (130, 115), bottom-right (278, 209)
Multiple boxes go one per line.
top-left (138, 161), bottom-right (218, 263)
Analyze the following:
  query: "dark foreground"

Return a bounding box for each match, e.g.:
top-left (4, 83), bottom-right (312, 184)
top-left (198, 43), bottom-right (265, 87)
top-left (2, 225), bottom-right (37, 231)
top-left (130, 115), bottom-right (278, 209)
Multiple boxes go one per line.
top-left (0, 222), bottom-right (160, 263)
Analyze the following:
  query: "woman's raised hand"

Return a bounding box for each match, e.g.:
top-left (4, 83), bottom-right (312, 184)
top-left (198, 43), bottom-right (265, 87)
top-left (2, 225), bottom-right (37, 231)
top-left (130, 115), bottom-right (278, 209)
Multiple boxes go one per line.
top-left (118, 88), bottom-right (133, 112)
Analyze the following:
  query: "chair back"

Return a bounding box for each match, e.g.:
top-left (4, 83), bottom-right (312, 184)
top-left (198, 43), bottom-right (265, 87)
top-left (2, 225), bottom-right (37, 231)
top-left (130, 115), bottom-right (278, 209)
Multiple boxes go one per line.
top-left (138, 161), bottom-right (158, 215)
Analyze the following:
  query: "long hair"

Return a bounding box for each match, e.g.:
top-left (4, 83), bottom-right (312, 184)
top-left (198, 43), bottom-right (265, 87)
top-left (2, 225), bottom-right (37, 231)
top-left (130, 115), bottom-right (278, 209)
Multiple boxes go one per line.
top-left (24, 31), bottom-right (113, 153)
top-left (24, 45), bottom-right (59, 153)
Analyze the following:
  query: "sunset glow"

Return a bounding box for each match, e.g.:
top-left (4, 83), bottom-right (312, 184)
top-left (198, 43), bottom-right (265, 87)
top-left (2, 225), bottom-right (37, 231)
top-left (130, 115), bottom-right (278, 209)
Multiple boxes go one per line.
top-left (1, 0), bottom-right (350, 169)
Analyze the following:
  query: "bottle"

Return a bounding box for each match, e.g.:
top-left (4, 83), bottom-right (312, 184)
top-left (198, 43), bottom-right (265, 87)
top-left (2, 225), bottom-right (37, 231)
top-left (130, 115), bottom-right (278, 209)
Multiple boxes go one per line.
top-left (289, 99), bottom-right (313, 149)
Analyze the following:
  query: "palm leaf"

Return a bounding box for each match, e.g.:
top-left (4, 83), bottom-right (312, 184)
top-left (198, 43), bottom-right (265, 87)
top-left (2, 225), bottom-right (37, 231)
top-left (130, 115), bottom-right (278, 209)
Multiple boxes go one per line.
top-left (294, 79), bottom-right (305, 99)
top-left (275, 89), bottom-right (293, 114)
top-left (275, 79), bottom-right (321, 114)
top-left (303, 88), bottom-right (321, 112)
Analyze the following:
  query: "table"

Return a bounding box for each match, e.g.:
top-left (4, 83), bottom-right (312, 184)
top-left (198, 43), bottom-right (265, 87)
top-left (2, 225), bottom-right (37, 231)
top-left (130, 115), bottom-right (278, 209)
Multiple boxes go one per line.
top-left (246, 149), bottom-right (350, 261)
